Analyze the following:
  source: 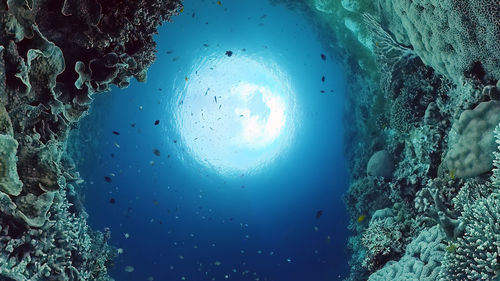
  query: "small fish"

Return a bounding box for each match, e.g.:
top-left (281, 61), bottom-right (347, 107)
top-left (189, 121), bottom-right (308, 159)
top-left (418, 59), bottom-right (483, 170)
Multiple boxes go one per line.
top-left (219, 105), bottom-right (221, 109)
top-left (225, 50), bottom-right (233, 57)
top-left (179, 7), bottom-right (184, 13)
top-left (114, 142), bottom-right (120, 148)
top-left (104, 176), bottom-right (112, 183)
top-left (260, 14), bottom-right (267, 19)
top-left (203, 43), bottom-right (209, 47)
top-left (124, 265), bottom-right (134, 273)
top-left (172, 56), bottom-right (179, 62)
top-left (321, 76), bottom-right (325, 82)
top-left (150, 161), bottom-right (155, 166)
top-left (112, 131), bottom-right (120, 135)
top-left (109, 198), bottom-right (116, 204)
top-left (173, 140), bottom-right (177, 144)
top-left (217, 1), bottom-right (222, 6)
top-left (154, 120), bottom-right (160, 125)
top-left (357, 215), bottom-right (366, 223)
top-left (320, 90), bottom-right (325, 93)
top-left (445, 243), bottom-right (457, 252)
top-left (316, 210), bottom-right (323, 219)
top-left (185, 76), bottom-right (189, 81)
top-left (130, 123), bottom-right (136, 127)
top-left (139, 106), bottom-right (143, 110)
top-left (449, 169), bottom-right (455, 180)
top-left (153, 149), bottom-right (160, 156)
top-left (166, 50), bottom-right (173, 54)
top-left (242, 48), bottom-right (246, 52)
top-left (158, 88), bottom-right (162, 91)
top-left (240, 114), bottom-right (244, 117)
top-left (320, 53), bottom-right (326, 61)
top-left (110, 153), bottom-right (115, 158)
top-left (214, 96), bottom-right (217, 103)
top-left (205, 88), bottom-right (210, 96)
top-left (192, 12), bottom-right (195, 18)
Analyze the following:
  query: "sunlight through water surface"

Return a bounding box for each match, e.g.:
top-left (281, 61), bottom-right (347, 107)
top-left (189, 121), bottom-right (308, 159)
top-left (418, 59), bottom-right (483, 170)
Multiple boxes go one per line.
top-left (171, 53), bottom-right (297, 176)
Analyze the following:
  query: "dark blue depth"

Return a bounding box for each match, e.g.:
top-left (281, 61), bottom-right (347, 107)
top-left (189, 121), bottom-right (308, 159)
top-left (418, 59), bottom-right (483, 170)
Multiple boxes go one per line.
top-left (77, 0), bottom-right (350, 280)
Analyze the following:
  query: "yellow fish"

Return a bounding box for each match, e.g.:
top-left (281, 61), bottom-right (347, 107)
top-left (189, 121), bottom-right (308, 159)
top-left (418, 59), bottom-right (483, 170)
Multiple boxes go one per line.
top-left (357, 215), bottom-right (366, 223)
top-left (185, 76), bottom-right (189, 81)
top-left (180, 7), bottom-right (184, 13)
top-left (217, 1), bottom-right (222, 5)
top-left (449, 169), bottom-right (455, 179)
top-left (445, 243), bottom-right (457, 252)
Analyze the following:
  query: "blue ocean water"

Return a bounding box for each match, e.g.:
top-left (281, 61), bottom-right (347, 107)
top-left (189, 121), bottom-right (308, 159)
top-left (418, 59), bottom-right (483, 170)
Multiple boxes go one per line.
top-left (78, 0), bottom-right (350, 280)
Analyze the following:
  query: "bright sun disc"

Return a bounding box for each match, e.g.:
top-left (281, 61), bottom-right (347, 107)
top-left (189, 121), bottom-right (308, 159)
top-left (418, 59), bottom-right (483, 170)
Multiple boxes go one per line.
top-left (171, 53), bottom-right (296, 176)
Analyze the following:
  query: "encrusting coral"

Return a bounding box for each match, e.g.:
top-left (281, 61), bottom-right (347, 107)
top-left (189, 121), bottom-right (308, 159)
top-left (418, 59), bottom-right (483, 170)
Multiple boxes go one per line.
top-left (0, 0), bottom-right (181, 279)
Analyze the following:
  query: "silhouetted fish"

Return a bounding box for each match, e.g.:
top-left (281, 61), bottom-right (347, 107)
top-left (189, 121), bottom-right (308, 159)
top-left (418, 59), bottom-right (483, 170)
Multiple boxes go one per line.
top-left (153, 149), bottom-right (160, 156)
top-left (225, 50), bottom-right (233, 57)
top-left (316, 210), bottom-right (323, 219)
top-left (166, 50), bottom-right (173, 54)
top-left (321, 76), bottom-right (325, 82)
top-left (214, 96), bottom-right (217, 103)
top-left (130, 123), bottom-right (136, 127)
top-left (320, 90), bottom-right (325, 93)
top-left (112, 131), bottom-right (120, 135)
top-left (104, 176), bottom-right (112, 183)
top-left (154, 120), bottom-right (160, 125)
top-left (109, 198), bottom-right (116, 204)
top-left (321, 54), bottom-right (326, 60)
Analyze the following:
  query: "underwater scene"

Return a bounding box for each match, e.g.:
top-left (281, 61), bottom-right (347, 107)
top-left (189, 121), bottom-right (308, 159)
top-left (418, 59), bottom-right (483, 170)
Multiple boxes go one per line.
top-left (0, 0), bottom-right (499, 281)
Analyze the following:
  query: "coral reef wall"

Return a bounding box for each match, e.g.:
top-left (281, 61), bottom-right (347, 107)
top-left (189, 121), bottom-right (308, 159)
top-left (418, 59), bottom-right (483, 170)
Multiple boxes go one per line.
top-left (0, 0), bottom-right (181, 280)
top-left (272, 0), bottom-right (499, 280)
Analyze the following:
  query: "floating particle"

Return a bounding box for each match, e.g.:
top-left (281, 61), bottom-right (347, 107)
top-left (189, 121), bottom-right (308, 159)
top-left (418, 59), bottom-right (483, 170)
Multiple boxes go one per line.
top-left (104, 176), bottom-right (112, 183)
top-left (315, 210), bottom-right (323, 219)
top-left (314, 226), bottom-right (319, 231)
top-left (153, 200), bottom-right (159, 205)
top-left (130, 123), bottom-right (136, 127)
top-left (124, 233), bottom-right (130, 239)
top-left (269, 251), bottom-right (274, 255)
top-left (173, 140), bottom-right (177, 144)
top-left (179, 255), bottom-right (184, 260)
top-left (154, 120), bottom-right (160, 125)
top-left (240, 114), bottom-right (244, 117)
top-left (112, 131), bottom-right (120, 135)
top-left (214, 261), bottom-right (221, 266)
top-left (192, 12), bottom-right (195, 18)
top-left (109, 198), bottom-right (116, 204)
top-left (225, 50), bottom-right (233, 57)
top-left (158, 88), bottom-right (162, 91)
top-left (180, 7), bottom-right (184, 13)
top-left (110, 153), bottom-right (115, 158)
top-left (257, 250), bottom-right (262, 254)
top-left (153, 149), bottom-right (160, 156)
top-left (286, 258), bottom-right (292, 263)
top-left (150, 161), bottom-right (155, 166)
top-left (124, 266), bottom-right (134, 273)
top-left (117, 248), bottom-right (124, 254)
top-left (147, 277), bottom-right (154, 281)
top-left (321, 76), bottom-right (325, 82)
top-left (320, 53), bottom-right (326, 60)
top-left (172, 56), bottom-right (180, 62)
top-left (166, 50), bottom-right (173, 54)
top-left (114, 142), bottom-right (120, 148)
top-left (139, 106), bottom-right (143, 110)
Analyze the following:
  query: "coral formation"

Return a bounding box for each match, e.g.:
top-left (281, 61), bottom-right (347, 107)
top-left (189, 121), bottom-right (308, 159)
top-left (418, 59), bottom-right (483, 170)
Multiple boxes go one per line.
top-left (0, 0), bottom-right (181, 279)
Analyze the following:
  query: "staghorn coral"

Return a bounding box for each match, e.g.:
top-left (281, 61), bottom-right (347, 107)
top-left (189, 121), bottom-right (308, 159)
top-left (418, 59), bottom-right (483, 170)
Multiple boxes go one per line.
top-left (0, 0), bottom-right (182, 279)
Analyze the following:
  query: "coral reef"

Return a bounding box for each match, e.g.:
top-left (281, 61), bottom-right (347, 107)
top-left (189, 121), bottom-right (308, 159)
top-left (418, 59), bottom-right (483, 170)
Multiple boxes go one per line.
top-left (285, 0), bottom-right (500, 280)
top-left (0, 0), bottom-right (181, 279)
